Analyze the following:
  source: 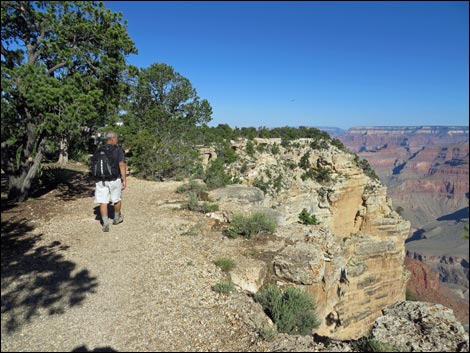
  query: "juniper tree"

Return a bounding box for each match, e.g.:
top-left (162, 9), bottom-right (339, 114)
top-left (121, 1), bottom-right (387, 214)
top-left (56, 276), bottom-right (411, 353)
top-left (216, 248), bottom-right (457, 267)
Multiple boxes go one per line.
top-left (1, 1), bottom-right (137, 201)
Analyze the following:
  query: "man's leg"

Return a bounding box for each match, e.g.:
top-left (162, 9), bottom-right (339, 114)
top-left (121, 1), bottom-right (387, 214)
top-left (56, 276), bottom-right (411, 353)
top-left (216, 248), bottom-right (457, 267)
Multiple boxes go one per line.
top-left (113, 201), bottom-right (123, 224)
top-left (100, 202), bottom-right (110, 231)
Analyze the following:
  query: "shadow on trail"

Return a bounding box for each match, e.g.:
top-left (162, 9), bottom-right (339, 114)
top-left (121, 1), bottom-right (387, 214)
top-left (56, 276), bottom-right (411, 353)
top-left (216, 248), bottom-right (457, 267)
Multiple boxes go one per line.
top-left (72, 345), bottom-right (118, 352)
top-left (1, 218), bottom-right (98, 333)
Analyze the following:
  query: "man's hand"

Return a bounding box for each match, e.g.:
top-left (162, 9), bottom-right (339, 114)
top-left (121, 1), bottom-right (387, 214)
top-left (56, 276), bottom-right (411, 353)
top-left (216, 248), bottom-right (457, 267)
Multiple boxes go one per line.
top-left (122, 179), bottom-right (127, 191)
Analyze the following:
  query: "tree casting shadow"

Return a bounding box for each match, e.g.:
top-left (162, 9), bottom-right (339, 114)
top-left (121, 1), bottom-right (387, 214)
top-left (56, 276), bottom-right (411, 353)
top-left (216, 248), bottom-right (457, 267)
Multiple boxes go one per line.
top-left (1, 218), bottom-right (98, 333)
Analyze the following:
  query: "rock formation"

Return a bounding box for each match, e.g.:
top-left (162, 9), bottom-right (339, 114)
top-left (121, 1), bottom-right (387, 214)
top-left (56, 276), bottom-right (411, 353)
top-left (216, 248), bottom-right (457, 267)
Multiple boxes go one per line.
top-left (338, 126), bottom-right (469, 316)
top-left (208, 137), bottom-right (411, 339)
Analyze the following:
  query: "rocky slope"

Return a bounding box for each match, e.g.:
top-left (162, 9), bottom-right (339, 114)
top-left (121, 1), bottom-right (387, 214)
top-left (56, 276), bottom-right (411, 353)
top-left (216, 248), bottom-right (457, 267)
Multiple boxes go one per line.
top-left (405, 257), bottom-right (468, 327)
top-left (208, 137), bottom-right (411, 339)
top-left (2, 157), bottom-right (468, 351)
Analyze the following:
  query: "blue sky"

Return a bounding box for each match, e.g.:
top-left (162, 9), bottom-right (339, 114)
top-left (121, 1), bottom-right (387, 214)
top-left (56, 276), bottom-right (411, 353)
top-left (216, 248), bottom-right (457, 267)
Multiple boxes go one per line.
top-left (105, 1), bottom-right (469, 129)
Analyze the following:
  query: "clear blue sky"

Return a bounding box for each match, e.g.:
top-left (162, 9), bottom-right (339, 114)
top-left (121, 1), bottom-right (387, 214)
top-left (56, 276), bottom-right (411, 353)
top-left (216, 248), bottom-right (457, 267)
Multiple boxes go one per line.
top-left (105, 1), bottom-right (469, 129)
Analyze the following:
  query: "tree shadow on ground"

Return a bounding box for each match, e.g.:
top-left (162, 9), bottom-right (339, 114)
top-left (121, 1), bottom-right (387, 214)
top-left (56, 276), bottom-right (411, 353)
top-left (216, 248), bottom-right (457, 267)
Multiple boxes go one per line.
top-left (72, 345), bottom-right (118, 352)
top-left (29, 166), bottom-right (96, 202)
top-left (1, 218), bottom-right (98, 333)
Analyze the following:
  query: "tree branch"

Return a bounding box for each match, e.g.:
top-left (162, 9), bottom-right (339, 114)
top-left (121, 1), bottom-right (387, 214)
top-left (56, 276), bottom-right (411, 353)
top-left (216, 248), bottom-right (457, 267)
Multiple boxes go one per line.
top-left (47, 62), bottom-right (67, 76)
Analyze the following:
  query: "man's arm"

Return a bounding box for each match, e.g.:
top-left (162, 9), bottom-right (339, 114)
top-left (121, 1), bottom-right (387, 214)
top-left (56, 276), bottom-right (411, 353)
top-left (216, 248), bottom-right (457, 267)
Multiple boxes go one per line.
top-left (119, 162), bottom-right (126, 190)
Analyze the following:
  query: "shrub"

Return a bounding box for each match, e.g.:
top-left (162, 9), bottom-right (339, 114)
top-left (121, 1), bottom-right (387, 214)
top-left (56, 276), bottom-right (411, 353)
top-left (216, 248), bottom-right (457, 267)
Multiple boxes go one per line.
top-left (271, 143), bottom-right (280, 155)
top-left (353, 337), bottom-right (399, 352)
top-left (406, 289), bottom-right (418, 301)
top-left (299, 151), bottom-right (311, 170)
top-left (213, 258), bottom-right (236, 272)
top-left (183, 192), bottom-right (219, 213)
top-left (212, 280), bottom-right (235, 294)
top-left (176, 179), bottom-right (208, 194)
top-left (395, 206), bottom-right (404, 216)
top-left (204, 159), bottom-right (234, 190)
top-left (358, 158), bottom-right (379, 181)
top-left (331, 138), bottom-right (347, 151)
top-left (255, 285), bottom-right (320, 335)
top-left (298, 208), bottom-right (319, 225)
top-left (227, 212), bottom-right (277, 238)
top-left (246, 140), bottom-right (255, 157)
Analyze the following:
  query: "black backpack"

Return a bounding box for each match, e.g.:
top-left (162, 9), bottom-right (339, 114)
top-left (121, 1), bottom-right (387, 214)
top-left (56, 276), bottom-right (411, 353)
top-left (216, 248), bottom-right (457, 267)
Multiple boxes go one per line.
top-left (90, 144), bottom-right (120, 180)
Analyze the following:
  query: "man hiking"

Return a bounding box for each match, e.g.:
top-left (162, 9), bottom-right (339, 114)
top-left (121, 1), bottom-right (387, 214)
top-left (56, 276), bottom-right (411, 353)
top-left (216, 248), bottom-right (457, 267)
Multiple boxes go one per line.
top-left (92, 130), bottom-right (127, 232)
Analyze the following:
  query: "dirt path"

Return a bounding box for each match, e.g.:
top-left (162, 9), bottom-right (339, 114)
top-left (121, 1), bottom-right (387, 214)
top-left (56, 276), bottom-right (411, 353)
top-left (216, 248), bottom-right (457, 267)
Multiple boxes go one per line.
top-left (1, 177), bottom-right (266, 352)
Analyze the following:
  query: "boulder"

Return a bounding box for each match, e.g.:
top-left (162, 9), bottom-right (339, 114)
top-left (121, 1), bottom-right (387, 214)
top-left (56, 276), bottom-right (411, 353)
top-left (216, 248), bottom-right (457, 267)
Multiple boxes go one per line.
top-left (371, 301), bottom-right (469, 352)
top-left (230, 258), bottom-right (267, 294)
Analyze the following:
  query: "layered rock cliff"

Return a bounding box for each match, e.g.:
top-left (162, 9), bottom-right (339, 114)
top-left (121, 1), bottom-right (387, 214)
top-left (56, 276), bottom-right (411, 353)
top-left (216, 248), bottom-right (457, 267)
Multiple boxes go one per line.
top-left (209, 138), bottom-right (411, 340)
top-left (338, 126), bottom-right (469, 312)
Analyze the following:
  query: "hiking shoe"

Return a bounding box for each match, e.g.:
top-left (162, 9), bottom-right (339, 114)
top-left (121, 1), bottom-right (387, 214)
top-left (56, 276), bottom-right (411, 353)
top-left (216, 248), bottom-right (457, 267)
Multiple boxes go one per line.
top-left (113, 214), bottom-right (124, 225)
top-left (102, 224), bottom-right (110, 232)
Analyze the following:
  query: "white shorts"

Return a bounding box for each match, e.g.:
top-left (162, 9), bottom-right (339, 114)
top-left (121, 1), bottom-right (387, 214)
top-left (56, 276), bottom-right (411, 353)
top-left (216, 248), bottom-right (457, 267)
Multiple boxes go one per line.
top-left (94, 178), bottom-right (122, 204)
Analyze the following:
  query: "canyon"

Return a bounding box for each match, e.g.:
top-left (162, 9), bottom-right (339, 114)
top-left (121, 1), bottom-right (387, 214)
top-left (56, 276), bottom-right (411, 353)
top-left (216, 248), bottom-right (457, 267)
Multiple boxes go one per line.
top-left (338, 126), bottom-right (469, 325)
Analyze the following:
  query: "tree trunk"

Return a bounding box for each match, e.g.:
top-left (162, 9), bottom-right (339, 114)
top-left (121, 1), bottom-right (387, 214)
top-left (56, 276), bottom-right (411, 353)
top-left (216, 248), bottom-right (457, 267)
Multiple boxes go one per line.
top-left (7, 141), bottom-right (45, 202)
top-left (58, 137), bottom-right (69, 164)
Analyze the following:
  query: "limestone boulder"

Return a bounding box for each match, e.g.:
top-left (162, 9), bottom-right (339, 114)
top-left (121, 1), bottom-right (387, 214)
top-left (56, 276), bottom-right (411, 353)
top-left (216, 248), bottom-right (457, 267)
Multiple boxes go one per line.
top-left (371, 301), bottom-right (469, 352)
top-left (273, 242), bottom-right (325, 285)
top-left (230, 258), bottom-right (267, 294)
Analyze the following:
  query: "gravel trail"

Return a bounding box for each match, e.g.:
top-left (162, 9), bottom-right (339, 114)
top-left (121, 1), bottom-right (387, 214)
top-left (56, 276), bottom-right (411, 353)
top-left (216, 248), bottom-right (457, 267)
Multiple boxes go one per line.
top-left (1, 177), bottom-right (264, 352)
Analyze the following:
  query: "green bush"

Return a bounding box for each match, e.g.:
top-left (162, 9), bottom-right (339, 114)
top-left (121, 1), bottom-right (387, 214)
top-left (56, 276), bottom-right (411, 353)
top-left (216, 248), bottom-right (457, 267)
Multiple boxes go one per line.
top-left (299, 151), bottom-right (311, 170)
top-left (298, 208), bottom-right (319, 225)
top-left (213, 258), bottom-right (236, 272)
top-left (255, 285), bottom-right (320, 335)
top-left (246, 140), bottom-right (255, 157)
top-left (406, 289), bottom-right (418, 301)
top-left (212, 280), bottom-right (235, 294)
top-left (227, 212), bottom-right (277, 238)
top-left (353, 337), bottom-right (399, 352)
top-left (183, 192), bottom-right (219, 213)
top-left (176, 179), bottom-right (208, 194)
top-left (271, 143), bottom-right (280, 155)
top-left (204, 159), bottom-right (234, 190)
top-left (358, 159), bottom-right (379, 181)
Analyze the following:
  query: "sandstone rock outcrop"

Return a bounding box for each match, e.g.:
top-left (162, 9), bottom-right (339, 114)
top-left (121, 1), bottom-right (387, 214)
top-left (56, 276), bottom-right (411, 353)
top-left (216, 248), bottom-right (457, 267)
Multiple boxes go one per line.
top-left (371, 301), bottom-right (469, 352)
top-left (216, 138), bottom-right (411, 339)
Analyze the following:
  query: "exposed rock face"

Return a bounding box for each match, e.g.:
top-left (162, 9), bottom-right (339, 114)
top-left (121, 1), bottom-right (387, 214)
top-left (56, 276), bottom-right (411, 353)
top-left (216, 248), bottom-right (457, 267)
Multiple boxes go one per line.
top-left (405, 257), bottom-right (469, 326)
top-left (371, 301), bottom-right (469, 352)
top-left (220, 138), bottom-right (411, 340)
top-left (230, 258), bottom-right (267, 294)
top-left (338, 126), bottom-right (469, 314)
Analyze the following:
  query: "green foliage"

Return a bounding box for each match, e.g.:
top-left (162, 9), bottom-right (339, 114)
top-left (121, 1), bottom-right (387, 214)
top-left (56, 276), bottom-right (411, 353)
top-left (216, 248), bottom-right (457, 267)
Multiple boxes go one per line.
top-left (212, 280), bottom-right (235, 294)
top-left (463, 225), bottom-right (469, 240)
top-left (358, 158), bottom-right (379, 181)
top-left (1, 1), bottom-right (137, 201)
top-left (353, 337), bottom-right (399, 352)
top-left (301, 167), bottom-right (332, 184)
top-left (36, 166), bottom-right (73, 188)
top-left (240, 161), bottom-right (249, 174)
top-left (227, 212), bottom-right (277, 238)
top-left (213, 258), bottom-right (236, 272)
top-left (299, 151), bottom-right (311, 170)
top-left (183, 192), bottom-right (219, 213)
top-left (256, 326), bottom-right (277, 341)
top-left (298, 209), bottom-right (319, 225)
top-left (406, 289), bottom-right (418, 301)
top-left (330, 138), bottom-right (347, 151)
top-left (123, 63), bottom-right (212, 179)
top-left (255, 285), bottom-right (320, 335)
top-left (256, 144), bottom-right (266, 153)
top-left (216, 142), bottom-right (237, 164)
top-left (271, 143), bottom-right (280, 155)
top-left (246, 140), bottom-right (255, 157)
top-left (176, 180), bottom-right (208, 194)
top-left (395, 206), bottom-right (404, 216)
top-left (203, 159), bottom-right (235, 190)
top-left (309, 139), bottom-right (330, 150)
